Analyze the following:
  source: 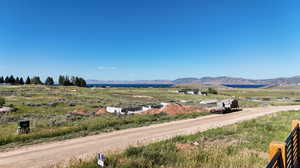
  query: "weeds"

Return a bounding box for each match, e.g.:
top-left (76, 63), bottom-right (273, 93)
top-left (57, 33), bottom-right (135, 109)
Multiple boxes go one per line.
top-left (64, 110), bottom-right (300, 168)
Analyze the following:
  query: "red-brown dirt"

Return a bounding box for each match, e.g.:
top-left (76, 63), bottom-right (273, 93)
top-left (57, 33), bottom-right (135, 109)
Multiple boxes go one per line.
top-left (70, 109), bottom-right (88, 115)
top-left (144, 104), bottom-right (208, 115)
top-left (93, 108), bottom-right (107, 115)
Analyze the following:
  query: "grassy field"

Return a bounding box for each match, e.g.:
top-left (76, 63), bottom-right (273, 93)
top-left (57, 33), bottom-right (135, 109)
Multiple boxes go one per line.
top-left (64, 110), bottom-right (300, 168)
top-left (0, 85), bottom-right (215, 148)
top-left (1, 84), bottom-right (300, 149)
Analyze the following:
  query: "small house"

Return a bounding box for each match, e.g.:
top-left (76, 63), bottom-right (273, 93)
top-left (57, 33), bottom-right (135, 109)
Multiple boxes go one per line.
top-left (187, 90), bottom-right (195, 94)
top-left (106, 103), bottom-right (164, 115)
top-left (177, 89), bottom-right (207, 95)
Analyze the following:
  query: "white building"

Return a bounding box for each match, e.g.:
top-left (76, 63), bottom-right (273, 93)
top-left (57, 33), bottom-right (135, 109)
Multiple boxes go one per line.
top-left (106, 103), bottom-right (168, 115)
top-left (106, 107), bottom-right (122, 113)
top-left (187, 91), bottom-right (195, 94)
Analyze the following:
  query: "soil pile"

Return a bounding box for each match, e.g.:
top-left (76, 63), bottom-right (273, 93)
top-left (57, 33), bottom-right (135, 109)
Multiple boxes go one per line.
top-left (71, 109), bottom-right (88, 115)
top-left (93, 108), bottom-right (107, 115)
top-left (145, 103), bottom-right (207, 115)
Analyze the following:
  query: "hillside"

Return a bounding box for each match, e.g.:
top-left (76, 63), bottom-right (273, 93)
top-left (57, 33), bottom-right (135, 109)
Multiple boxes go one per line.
top-left (173, 76), bottom-right (260, 85)
top-left (87, 80), bottom-right (173, 84)
top-left (173, 76), bottom-right (300, 85)
top-left (88, 76), bottom-right (300, 85)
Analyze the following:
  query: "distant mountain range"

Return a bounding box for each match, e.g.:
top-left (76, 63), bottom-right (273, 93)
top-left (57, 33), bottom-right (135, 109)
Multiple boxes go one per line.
top-left (87, 80), bottom-right (173, 84)
top-left (88, 76), bottom-right (300, 85)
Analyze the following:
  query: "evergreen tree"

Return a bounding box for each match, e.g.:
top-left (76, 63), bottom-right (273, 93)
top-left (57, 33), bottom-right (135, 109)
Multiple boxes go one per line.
top-left (72, 77), bottom-right (86, 87)
top-left (9, 75), bottom-right (16, 84)
top-left (19, 77), bottom-right (25, 85)
top-left (0, 76), bottom-right (4, 83)
top-left (4, 76), bottom-right (9, 83)
top-left (71, 76), bottom-right (76, 85)
top-left (25, 76), bottom-right (31, 84)
top-left (31, 76), bottom-right (43, 85)
top-left (58, 75), bottom-right (65, 85)
top-left (63, 76), bottom-right (71, 86)
top-left (79, 77), bottom-right (86, 87)
top-left (45, 77), bottom-right (54, 85)
top-left (58, 75), bottom-right (86, 87)
top-left (15, 77), bottom-right (20, 84)
top-left (75, 77), bottom-right (80, 86)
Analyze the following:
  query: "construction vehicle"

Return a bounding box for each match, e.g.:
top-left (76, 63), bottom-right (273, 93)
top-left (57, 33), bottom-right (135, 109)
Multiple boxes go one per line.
top-left (210, 99), bottom-right (241, 114)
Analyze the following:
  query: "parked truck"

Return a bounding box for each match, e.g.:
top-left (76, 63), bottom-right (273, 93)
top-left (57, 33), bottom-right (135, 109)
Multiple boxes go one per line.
top-left (210, 99), bottom-right (241, 114)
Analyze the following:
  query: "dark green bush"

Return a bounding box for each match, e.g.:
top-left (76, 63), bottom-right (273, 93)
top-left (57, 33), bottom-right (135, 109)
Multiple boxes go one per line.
top-left (0, 97), bottom-right (5, 107)
top-left (208, 88), bottom-right (218, 94)
top-left (124, 146), bottom-right (144, 157)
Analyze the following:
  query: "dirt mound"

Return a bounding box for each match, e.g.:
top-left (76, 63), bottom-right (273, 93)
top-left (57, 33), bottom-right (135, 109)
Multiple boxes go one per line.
top-left (94, 108), bottom-right (107, 115)
top-left (71, 109), bottom-right (88, 115)
top-left (70, 108), bottom-right (107, 116)
top-left (145, 104), bottom-right (207, 115)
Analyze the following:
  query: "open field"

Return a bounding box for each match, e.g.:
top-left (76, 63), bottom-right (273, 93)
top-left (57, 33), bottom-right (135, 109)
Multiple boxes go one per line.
top-left (0, 85), bottom-right (214, 148)
top-left (1, 85), bottom-right (300, 149)
top-left (64, 109), bottom-right (300, 168)
top-left (1, 105), bottom-right (300, 168)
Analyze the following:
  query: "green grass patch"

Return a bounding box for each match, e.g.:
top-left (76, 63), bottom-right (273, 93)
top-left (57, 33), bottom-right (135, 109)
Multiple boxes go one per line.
top-left (0, 112), bottom-right (209, 147)
top-left (64, 110), bottom-right (300, 168)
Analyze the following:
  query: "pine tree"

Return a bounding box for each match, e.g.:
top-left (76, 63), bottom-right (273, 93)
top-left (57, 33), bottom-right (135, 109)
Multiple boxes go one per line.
top-left (9, 75), bottom-right (16, 84)
top-left (79, 77), bottom-right (86, 87)
top-left (25, 77), bottom-right (31, 84)
top-left (63, 76), bottom-right (71, 86)
top-left (58, 75), bottom-right (65, 85)
top-left (19, 77), bottom-right (25, 85)
top-left (31, 76), bottom-right (43, 85)
top-left (4, 76), bottom-right (9, 83)
top-left (71, 76), bottom-right (76, 86)
top-left (45, 77), bottom-right (54, 85)
top-left (73, 77), bottom-right (87, 87)
top-left (15, 77), bottom-right (20, 84)
top-left (0, 76), bottom-right (4, 83)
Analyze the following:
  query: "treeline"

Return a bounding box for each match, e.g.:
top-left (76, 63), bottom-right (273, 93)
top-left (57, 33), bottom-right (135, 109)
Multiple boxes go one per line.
top-left (58, 75), bottom-right (86, 87)
top-left (0, 75), bottom-right (86, 87)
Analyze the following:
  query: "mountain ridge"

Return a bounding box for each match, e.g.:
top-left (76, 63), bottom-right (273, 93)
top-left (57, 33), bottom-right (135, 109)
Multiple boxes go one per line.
top-left (87, 76), bottom-right (300, 85)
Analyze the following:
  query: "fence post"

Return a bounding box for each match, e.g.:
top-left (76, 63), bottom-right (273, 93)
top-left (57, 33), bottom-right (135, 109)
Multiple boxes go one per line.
top-left (269, 141), bottom-right (286, 168)
top-left (291, 120), bottom-right (300, 130)
top-left (291, 120), bottom-right (300, 166)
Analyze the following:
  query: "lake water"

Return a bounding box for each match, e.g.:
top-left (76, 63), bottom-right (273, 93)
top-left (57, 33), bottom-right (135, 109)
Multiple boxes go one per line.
top-left (87, 84), bottom-right (173, 88)
top-left (224, 84), bottom-right (267, 88)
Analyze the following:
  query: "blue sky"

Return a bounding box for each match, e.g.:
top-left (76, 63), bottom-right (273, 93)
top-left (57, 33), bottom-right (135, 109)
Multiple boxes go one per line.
top-left (0, 0), bottom-right (299, 80)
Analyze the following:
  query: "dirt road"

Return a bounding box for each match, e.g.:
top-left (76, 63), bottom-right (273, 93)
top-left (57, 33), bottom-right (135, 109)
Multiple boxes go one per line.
top-left (1, 105), bottom-right (300, 168)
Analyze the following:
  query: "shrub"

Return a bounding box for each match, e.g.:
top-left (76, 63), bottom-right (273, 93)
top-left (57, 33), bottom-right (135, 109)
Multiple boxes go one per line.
top-left (208, 88), bottom-right (218, 94)
top-left (121, 158), bottom-right (146, 168)
top-left (0, 97), bottom-right (5, 107)
top-left (124, 146), bottom-right (144, 157)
